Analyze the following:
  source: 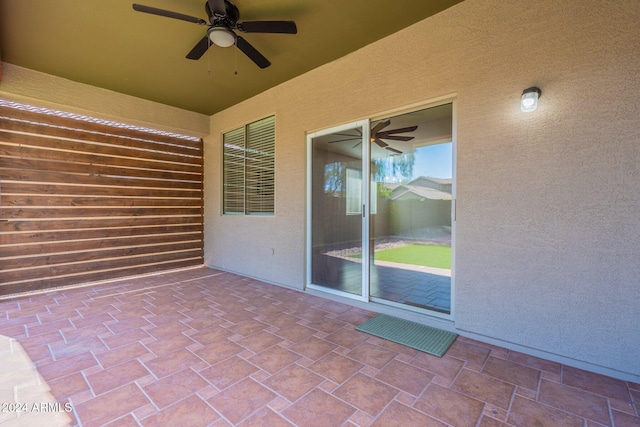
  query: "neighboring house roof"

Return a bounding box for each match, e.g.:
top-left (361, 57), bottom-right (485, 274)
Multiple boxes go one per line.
top-left (406, 176), bottom-right (452, 187)
top-left (391, 185), bottom-right (452, 201)
top-left (381, 176), bottom-right (452, 200)
top-left (382, 183), bottom-right (402, 191)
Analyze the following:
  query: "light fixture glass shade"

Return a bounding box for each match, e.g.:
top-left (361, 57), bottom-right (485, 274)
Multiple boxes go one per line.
top-left (209, 27), bottom-right (236, 48)
top-left (521, 87), bottom-right (541, 112)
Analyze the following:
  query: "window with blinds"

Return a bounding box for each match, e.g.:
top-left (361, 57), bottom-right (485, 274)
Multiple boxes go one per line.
top-left (222, 116), bottom-right (275, 215)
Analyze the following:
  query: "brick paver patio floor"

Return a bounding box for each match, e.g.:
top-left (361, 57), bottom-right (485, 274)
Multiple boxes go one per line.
top-left (1, 267), bottom-right (638, 426)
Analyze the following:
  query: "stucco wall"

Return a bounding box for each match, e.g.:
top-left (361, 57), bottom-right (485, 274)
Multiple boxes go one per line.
top-left (205, 0), bottom-right (640, 380)
top-left (0, 63), bottom-right (209, 137)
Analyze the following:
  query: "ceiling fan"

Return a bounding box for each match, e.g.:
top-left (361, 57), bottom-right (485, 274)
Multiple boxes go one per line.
top-left (329, 120), bottom-right (418, 155)
top-left (132, 0), bottom-right (297, 68)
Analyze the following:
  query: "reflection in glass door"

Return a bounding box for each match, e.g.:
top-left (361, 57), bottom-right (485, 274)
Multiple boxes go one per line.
top-left (307, 121), bottom-right (369, 300)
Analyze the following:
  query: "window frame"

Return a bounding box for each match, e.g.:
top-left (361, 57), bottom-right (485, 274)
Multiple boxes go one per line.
top-left (222, 115), bottom-right (275, 216)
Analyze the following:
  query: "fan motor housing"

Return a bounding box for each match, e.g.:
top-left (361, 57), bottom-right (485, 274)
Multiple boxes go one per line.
top-left (206, 0), bottom-right (239, 26)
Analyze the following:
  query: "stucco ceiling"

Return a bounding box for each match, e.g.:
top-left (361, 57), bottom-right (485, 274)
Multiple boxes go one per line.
top-left (0, 0), bottom-right (463, 115)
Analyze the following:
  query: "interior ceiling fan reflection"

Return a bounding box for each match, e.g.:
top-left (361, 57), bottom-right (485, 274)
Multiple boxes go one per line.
top-left (328, 120), bottom-right (418, 155)
top-left (132, 0), bottom-right (297, 68)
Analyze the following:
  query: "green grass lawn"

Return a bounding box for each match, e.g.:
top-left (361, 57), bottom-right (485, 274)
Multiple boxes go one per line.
top-left (373, 243), bottom-right (451, 269)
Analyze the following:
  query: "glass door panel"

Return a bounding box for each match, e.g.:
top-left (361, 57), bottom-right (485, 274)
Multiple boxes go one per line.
top-left (308, 121), bottom-right (369, 299)
top-left (369, 104), bottom-right (453, 314)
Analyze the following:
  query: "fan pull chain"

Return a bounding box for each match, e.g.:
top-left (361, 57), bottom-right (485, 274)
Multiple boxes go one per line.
top-left (207, 38), bottom-right (212, 76)
top-left (234, 45), bottom-right (238, 75)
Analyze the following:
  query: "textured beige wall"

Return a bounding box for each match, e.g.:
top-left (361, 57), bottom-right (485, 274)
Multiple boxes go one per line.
top-left (0, 63), bottom-right (209, 137)
top-left (206, 0), bottom-right (640, 380)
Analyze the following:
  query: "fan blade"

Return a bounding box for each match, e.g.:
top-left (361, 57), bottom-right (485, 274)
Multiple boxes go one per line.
top-left (186, 36), bottom-right (211, 60)
top-left (327, 137), bottom-right (360, 144)
top-left (331, 130), bottom-right (362, 139)
top-left (377, 125), bottom-right (418, 136)
top-left (237, 21), bottom-right (297, 34)
top-left (385, 147), bottom-right (402, 154)
top-left (333, 131), bottom-right (361, 138)
top-left (236, 36), bottom-right (271, 68)
top-left (373, 138), bottom-right (388, 148)
top-left (379, 135), bottom-right (414, 142)
top-left (208, 0), bottom-right (227, 16)
top-left (132, 4), bottom-right (207, 25)
top-left (371, 120), bottom-right (391, 135)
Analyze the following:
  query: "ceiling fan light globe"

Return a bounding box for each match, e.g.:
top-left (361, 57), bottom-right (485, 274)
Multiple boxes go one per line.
top-left (209, 27), bottom-right (236, 47)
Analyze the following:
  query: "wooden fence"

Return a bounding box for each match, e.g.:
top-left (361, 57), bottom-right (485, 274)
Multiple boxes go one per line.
top-left (0, 103), bottom-right (203, 296)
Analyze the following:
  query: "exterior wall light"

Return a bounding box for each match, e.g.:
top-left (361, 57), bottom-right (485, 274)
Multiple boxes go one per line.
top-left (521, 86), bottom-right (541, 112)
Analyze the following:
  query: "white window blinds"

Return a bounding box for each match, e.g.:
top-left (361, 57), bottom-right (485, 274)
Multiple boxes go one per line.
top-left (222, 127), bottom-right (246, 214)
top-left (222, 116), bottom-right (275, 215)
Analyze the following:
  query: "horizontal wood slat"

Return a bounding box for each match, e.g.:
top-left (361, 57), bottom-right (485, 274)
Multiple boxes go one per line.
top-left (0, 260), bottom-right (202, 296)
top-left (0, 106), bottom-right (202, 152)
top-left (0, 168), bottom-right (202, 190)
top-left (1, 225), bottom-right (201, 245)
top-left (0, 216), bottom-right (200, 233)
top-left (0, 138), bottom-right (202, 174)
top-left (2, 240), bottom-right (202, 270)
top-left (2, 156), bottom-right (199, 183)
top-left (3, 195), bottom-right (201, 208)
top-left (0, 249), bottom-right (204, 283)
top-left (0, 182), bottom-right (201, 198)
top-left (0, 207), bottom-right (202, 219)
top-left (0, 101), bottom-right (204, 296)
top-left (0, 129), bottom-right (201, 166)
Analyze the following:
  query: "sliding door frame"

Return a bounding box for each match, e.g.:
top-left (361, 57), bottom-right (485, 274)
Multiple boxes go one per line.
top-left (306, 120), bottom-right (370, 302)
top-left (306, 96), bottom-right (456, 320)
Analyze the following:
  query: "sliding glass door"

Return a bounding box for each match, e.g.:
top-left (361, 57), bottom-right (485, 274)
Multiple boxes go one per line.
top-left (307, 102), bottom-right (454, 316)
top-left (307, 121), bottom-right (370, 300)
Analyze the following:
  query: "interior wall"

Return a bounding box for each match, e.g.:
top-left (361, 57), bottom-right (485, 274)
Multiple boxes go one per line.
top-left (0, 63), bottom-right (209, 137)
top-left (205, 0), bottom-right (640, 381)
